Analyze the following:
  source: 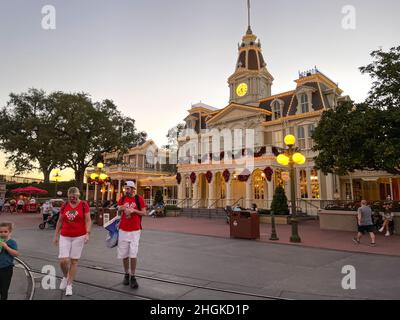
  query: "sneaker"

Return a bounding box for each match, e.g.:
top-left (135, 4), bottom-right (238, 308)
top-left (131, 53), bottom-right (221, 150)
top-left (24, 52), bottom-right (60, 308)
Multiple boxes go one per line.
top-left (370, 243), bottom-right (376, 247)
top-left (352, 238), bottom-right (360, 244)
top-left (385, 232), bottom-right (391, 237)
top-left (379, 227), bottom-right (384, 233)
top-left (123, 273), bottom-right (130, 286)
top-left (130, 276), bottom-right (139, 289)
top-left (65, 285), bottom-right (73, 296)
top-left (59, 277), bottom-right (68, 290)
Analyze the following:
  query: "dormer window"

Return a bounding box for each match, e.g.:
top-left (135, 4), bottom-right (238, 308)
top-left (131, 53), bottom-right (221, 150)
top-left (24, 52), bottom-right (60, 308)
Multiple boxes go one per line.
top-left (300, 93), bottom-right (309, 113)
top-left (272, 101), bottom-right (282, 120)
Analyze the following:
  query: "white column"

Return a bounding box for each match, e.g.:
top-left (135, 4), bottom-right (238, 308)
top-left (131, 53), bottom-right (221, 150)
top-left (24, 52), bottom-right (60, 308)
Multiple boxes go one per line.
top-left (107, 183), bottom-right (111, 201)
top-left (245, 177), bottom-right (253, 209)
top-left (306, 167), bottom-right (312, 200)
top-left (193, 181), bottom-right (199, 208)
top-left (390, 178), bottom-right (394, 199)
top-left (178, 181), bottom-right (184, 202)
top-left (226, 179), bottom-right (232, 206)
top-left (296, 168), bottom-right (301, 199)
top-left (208, 178), bottom-right (215, 208)
top-left (101, 186), bottom-right (105, 202)
top-left (326, 173), bottom-right (334, 200)
top-left (117, 179), bottom-right (122, 201)
top-left (267, 179), bottom-right (274, 209)
top-left (85, 182), bottom-right (89, 201)
top-left (349, 174), bottom-right (354, 201)
top-left (94, 183), bottom-right (98, 203)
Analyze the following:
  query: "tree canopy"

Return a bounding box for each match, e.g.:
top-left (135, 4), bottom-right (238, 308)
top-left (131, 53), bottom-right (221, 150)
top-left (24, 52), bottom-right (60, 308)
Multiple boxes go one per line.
top-left (313, 46), bottom-right (400, 176)
top-left (0, 89), bottom-right (147, 189)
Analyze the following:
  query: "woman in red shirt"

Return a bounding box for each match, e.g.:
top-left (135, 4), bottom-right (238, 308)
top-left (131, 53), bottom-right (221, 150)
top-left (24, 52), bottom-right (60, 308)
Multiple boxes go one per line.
top-left (53, 187), bottom-right (91, 297)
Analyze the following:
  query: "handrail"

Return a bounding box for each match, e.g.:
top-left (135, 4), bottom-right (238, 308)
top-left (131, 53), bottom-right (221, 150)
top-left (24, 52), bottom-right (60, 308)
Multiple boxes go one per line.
top-left (231, 198), bottom-right (244, 208)
top-left (176, 198), bottom-right (188, 208)
top-left (208, 199), bottom-right (220, 209)
top-left (298, 198), bottom-right (320, 210)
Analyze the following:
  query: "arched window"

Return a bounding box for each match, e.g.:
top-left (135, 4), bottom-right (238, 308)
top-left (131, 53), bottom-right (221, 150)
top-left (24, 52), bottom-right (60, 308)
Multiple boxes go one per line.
top-left (273, 101), bottom-right (282, 120)
top-left (300, 94), bottom-right (309, 113)
top-left (297, 126), bottom-right (306, 149)
top-left (311, 169), bottom-right (320, 199)
top-left (299, 169), bottom-right (308, 199)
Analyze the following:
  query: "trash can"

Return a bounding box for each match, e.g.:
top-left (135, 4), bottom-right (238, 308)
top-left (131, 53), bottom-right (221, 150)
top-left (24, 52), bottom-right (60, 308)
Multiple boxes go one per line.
top-left (96, 208), bottom-right (117, 227)
top-left (230, 211), bottom-right (260, 240)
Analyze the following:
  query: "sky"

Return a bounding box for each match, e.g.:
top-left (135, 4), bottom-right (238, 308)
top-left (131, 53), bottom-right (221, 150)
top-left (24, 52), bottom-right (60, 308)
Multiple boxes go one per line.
top-left (0, 0), bottom-right (399, 180)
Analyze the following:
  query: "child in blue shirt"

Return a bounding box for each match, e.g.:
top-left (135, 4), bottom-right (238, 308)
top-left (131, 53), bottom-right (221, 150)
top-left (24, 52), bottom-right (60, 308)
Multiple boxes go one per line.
top-left (0, 222), bottom-right (19, 300)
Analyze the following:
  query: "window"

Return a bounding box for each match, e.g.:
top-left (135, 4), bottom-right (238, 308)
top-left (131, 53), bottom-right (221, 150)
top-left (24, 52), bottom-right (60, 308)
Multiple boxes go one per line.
top-left (311, 169), bottom-right (320, 199)
top-left (272, 131), bottom-right (283, 148)
top-left (297, 127), bottom-right (306, 149)
top-left (253, 172), bottom-right (265, 200)
top-left (274, 169), bottom-right (284, 188)
top-left (299, 170), bottom-right (308, 199)
top-left (300, 94), bottom-right (309, 113)
top-left (308, 124), bottom-right (315, 149)
top-left (273, 101), bottom-right (282, 120)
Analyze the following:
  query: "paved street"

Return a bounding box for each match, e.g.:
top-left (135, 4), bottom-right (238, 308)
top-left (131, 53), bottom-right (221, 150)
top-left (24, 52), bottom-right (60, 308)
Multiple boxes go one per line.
top-left (3, 213), bottom-right (400, 300)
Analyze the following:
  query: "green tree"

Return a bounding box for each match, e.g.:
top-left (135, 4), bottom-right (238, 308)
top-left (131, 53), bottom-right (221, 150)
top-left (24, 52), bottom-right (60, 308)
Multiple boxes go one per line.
top-left (49, 92), bottom-right (147, 191)
top-left (360, 46), bottom-right (400, 110)
top-left (0, 89), bottom-right (65, 182)
top-left (270, 186), bottom-right (289, 215)
top-left (313, 46), bottom-right (400, 176)
top-left (161, 123), bottom-right (185, 173)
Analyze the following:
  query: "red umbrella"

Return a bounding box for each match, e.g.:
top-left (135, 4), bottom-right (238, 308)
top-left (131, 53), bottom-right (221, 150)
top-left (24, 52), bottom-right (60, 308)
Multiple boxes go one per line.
top-left (11, 186), bottom-right (48, 195)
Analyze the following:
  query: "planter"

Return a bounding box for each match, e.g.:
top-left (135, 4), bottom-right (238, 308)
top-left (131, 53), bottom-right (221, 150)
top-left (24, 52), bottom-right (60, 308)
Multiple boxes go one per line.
top-left (318, 210), bottom-right (400, 234)
top-left (166, 210), bottom-right (181, 217)
top-left (259, 215), bottom-right (290, 225)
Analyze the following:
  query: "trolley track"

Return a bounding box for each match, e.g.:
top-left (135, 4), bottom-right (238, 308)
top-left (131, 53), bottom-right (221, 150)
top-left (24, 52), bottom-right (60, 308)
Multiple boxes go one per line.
top-left (21, 254), bottom-right (291, 300)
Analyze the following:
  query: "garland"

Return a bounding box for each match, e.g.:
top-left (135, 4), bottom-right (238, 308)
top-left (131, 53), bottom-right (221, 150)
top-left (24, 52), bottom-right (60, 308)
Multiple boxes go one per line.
top-left (190, 172), bottom-right (197, 184)
top-left (238, 169), bottom-right (251, 182)
top-left (205, 171), bottom-right (213, 184)
top-left (264, 167), bottom-right (274, 182)
top-left (222, 169), bottom-right (230, 183)
top-left (176, 173), bottom-right (182, 185)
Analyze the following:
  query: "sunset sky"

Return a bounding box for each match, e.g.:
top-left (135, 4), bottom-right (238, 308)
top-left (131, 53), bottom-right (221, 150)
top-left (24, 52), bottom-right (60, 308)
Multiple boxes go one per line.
top-left (1, 0), bottom-right (399, 180)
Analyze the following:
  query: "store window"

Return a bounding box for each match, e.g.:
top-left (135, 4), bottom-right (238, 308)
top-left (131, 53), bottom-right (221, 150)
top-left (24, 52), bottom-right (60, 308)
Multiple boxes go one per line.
top-left (311, 169), bottom-right (320, 199)
top-left (299, 169), bottom-right (308, 199)
top-left (253, 171), bottom-right (265, 200)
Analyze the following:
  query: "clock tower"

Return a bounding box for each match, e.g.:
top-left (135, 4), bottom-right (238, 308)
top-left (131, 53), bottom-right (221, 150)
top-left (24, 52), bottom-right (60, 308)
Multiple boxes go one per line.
top-left (228, 2), bottom-right (274, 105)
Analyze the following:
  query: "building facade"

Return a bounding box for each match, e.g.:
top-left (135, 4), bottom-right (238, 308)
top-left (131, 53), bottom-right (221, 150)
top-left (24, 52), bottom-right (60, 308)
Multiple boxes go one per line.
top-left (102, 25), bottom-right (399, 212)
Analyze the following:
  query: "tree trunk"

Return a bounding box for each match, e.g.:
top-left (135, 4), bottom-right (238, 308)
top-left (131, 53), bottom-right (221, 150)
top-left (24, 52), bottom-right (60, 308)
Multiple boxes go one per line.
top-left (43, 170), bottom-right (51, 184)
top-left (74, 168), bottom-right (86, 193)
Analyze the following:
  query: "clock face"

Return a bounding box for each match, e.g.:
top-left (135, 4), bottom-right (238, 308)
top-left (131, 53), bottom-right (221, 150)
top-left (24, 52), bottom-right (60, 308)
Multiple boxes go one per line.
top-left (236, 83), bottom-right (248, 97)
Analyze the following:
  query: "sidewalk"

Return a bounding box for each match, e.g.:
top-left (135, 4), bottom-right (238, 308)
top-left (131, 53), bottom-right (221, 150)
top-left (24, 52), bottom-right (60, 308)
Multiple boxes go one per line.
top-left (141, 216), bottom-right (400, 257)
top-left (2, 212), bottom-right (399, 256)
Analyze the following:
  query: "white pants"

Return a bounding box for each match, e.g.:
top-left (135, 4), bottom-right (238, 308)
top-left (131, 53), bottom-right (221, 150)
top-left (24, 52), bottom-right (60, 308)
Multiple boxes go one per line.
top-left (117, 230), bottom-right (141, 259)
top-left (59, 235), bottom-right (85, 260)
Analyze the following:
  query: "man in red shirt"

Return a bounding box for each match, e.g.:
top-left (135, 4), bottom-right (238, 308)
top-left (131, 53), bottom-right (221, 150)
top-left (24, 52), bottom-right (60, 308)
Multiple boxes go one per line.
top-left (117, 181), bottom-right (146, 289)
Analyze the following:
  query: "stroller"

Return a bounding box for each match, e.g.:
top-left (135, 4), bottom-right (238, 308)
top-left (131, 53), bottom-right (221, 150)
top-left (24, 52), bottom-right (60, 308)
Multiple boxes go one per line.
top-left (39, 208), bottom-right (59, 230)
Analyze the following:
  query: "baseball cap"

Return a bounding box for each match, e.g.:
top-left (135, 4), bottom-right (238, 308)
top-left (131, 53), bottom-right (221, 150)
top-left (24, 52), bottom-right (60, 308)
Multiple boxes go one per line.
top-left (124, 181), bottom-right (136, 189)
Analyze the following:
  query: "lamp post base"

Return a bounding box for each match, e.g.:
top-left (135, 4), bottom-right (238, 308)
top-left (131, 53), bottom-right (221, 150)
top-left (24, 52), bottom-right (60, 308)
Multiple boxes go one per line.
top-left (269, 212), bottom-right (279, 241)
top-left (290, 218), bottom-right (302, 243)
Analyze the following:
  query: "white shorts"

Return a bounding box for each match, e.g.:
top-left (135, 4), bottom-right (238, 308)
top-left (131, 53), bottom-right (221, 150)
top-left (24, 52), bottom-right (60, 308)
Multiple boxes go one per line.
top-left (117, 230), bottom-right (141, 259)
top-left (59, 235), bottom-right (86, 260)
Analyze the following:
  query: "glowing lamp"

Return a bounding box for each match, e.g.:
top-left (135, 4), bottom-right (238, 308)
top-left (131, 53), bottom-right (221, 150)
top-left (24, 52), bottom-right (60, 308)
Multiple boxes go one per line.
top-left (293, 153), bottom-right (306, 165)
top-left (284, 135), bottom-right (296, 146)
top-left (90, 173), bottom-right (99, 180)
top-left (97, 162), bottom-right (104, 169)
top-left (277, 154), bottom-right (290, 166)
top-left (99, 173), bottom-right (108, 180)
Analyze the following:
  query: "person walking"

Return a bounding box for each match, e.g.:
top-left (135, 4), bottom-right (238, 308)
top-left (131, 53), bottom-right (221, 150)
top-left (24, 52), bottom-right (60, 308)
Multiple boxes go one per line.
top-left (0, 222), bottom-right (19, 300)
top-left (117, 181), bottom-right (146, 289)
top-left (53, 187), bottom-right (91, 296)
top-left (353, 200), bottom-right (376, 246)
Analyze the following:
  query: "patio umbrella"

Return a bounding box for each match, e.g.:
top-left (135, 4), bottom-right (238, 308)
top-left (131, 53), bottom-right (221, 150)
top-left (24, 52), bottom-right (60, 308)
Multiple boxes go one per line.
top-left (11, 186), bottom-right (48, 195)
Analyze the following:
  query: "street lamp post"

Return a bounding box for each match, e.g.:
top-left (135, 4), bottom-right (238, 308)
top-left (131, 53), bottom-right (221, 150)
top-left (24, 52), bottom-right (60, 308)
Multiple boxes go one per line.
top-left (276, 135), bottom-right (306, 243)
top-left (52, 169), bottom-right (61, 197)
top-left (89, 162), bottom-right (108, 213)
